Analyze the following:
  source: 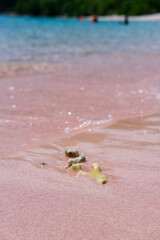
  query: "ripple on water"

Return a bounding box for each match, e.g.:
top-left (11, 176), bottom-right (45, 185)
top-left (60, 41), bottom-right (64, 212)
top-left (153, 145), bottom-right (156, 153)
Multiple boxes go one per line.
top-left (8, 114), bottom-right (160, 182)
top-left (7, 113), bottom-right (160, 185)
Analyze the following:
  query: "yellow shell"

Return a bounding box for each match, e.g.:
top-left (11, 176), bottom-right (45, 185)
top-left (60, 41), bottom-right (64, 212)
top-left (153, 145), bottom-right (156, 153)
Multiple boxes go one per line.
top-left (70, 162), bottom-right (107, 184)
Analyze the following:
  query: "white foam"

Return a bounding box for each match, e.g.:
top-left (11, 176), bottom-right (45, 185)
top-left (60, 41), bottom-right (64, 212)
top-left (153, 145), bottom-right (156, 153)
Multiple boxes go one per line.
top-left (64, 117), bottom-right (113, 134)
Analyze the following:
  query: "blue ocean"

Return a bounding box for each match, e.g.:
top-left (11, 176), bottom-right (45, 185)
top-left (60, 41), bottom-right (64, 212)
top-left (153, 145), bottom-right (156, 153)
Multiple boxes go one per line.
top-left (0, 15), bottom-right (160, 75)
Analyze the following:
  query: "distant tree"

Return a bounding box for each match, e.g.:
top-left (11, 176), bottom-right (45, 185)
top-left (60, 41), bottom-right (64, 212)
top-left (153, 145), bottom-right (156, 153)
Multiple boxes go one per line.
top-left (0, 0), bottom-right (17, 12)
top-left (1, 0), bottom-right (160, 17)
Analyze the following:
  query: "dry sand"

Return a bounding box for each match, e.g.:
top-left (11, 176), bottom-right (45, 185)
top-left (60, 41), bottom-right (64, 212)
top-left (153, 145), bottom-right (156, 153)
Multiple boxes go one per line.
top-left (89, 13), bottom-right (160, 22)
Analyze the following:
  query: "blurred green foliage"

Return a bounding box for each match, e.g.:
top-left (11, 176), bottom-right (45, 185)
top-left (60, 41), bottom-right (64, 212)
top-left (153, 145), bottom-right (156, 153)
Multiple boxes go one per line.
top-left (1, 0), bottom-right (160, 16)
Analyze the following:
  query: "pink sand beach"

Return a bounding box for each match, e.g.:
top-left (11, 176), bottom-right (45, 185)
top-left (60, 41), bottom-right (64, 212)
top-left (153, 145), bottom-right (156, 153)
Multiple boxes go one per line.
top-left (0, 16), bottom-right (160, 240)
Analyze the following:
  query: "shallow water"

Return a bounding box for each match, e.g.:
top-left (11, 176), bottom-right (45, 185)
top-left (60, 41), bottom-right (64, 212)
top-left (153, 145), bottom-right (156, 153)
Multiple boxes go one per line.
top-left (0, 60), bottom-right (159, 156)
top-left (0, 15), bottom-right (160, 240)
top-left (8, 113), bottom-right (160, 174)
top-left (1, 15), bottom-right (160, 76)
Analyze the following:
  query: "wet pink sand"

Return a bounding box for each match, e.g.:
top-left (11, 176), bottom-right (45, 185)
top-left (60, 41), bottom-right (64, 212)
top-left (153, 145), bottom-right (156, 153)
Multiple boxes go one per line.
top-left (0, 55), bottom-right (160, 239)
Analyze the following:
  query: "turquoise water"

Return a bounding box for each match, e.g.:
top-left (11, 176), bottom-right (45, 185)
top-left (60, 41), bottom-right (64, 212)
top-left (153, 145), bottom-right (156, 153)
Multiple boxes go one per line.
top-left (1, 15), bottom-right (160, 65)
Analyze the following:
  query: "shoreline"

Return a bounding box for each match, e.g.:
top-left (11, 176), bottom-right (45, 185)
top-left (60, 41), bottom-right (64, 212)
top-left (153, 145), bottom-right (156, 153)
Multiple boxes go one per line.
top-left (98, 13), bottom-right (160, 22)
top-left (1, 12), bottom-right (160, 21)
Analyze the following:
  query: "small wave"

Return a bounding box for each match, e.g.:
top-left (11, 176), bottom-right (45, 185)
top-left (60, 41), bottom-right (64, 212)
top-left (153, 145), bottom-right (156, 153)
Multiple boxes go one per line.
top-left (0, 61), bottom-right (61, 77)
top-left (64, 117), bottom-right (113, 134)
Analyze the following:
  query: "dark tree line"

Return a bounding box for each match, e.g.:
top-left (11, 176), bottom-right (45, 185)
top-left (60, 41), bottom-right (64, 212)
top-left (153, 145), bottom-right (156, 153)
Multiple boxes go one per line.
top-left (1, 0), bottom-right (160, 16)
